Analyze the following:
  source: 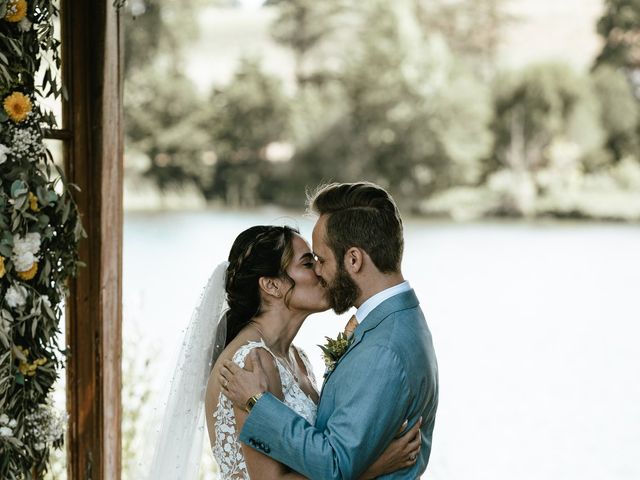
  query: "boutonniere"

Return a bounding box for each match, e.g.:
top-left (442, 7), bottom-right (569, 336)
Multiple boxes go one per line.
top-left (319, 332), bottom-right (353, 376)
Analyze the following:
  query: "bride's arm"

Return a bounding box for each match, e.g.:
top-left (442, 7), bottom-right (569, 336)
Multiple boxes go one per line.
top-left (232, 348), bottom-right (308, 480)
top-left (358, 417), bottom-right (422, 479)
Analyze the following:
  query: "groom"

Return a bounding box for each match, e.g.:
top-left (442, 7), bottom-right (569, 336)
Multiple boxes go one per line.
top-left (222, 182), bottom-right (438, 478)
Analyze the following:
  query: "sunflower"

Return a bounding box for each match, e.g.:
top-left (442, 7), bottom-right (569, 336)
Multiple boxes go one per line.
top-left (4, 0), bottom-right (27, 23)
top-left (3, 91), bottom-right (32, 123)
top-left (17, 261), bottom-right (38, 281)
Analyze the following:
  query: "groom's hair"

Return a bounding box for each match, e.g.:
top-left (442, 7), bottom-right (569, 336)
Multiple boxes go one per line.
top-left (308, 182), bottom-right (403, 273)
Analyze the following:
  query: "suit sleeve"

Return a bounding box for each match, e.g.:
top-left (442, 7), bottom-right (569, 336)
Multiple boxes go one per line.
top-left (239, 345), bottom-right (410, 479)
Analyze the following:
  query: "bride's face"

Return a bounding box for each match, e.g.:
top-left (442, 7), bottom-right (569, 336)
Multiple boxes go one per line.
top-left (283, 234), bottom-right (330, 313)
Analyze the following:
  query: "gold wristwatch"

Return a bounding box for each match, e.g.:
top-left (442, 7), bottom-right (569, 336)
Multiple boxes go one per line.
top-left (244, 392), bottom-right (264, 413)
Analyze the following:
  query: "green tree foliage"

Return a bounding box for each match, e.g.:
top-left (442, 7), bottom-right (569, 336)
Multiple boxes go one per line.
top-left (204, 58), bottom-right (291, 206)
top-left (413, 0), bottom-right (513, 77)
top-left (595, 0), bottom-right (640, 97)
top-left (491, 63), bottom-right (604, 174)
top-left (125, 67), bottom-right (211, 190)
top-left (281, 1), bottom-right (493, 208)
top-left (267, 0), bottom-right (351, 86)
top-left (123, 0), bottom-right (203, 76)
top-left (592, 66), bottom-right (640, 163)
top-left (124, 0), bottom-right (214, 192)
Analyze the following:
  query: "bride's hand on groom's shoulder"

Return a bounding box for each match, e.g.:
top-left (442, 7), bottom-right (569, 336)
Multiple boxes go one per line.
top-left (220, 349), bottom-right (283, 410)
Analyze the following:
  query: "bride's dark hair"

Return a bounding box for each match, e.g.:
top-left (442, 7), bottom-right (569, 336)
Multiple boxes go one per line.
top-left (224, 225), bottom-right (299, 347)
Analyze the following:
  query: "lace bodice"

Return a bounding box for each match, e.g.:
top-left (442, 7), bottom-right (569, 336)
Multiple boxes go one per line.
top-left (212, 340), bottom-right (318, 479)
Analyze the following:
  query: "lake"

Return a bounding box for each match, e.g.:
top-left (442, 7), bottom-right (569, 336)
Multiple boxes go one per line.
top-left (123, 210), bottom-right (640, 480)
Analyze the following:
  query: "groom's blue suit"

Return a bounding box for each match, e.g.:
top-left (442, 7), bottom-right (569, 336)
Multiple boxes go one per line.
top-left (239, 289), bottom-right (439, 479)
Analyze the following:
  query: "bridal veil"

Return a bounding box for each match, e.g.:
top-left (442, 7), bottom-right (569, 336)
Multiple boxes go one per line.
top-left (146, 261), bottom-right (229, 480)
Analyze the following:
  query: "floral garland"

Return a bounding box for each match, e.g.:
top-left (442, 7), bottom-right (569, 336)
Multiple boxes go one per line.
top-left (0, 0), bottom-right (83, 478)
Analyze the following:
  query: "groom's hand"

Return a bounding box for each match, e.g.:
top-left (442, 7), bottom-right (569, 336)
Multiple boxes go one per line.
top-left (220, 350), bottom-right (271, 409)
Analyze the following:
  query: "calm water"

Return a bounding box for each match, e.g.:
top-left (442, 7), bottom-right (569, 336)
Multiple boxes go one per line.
top-left (123, 210), bottom-right (640, 480)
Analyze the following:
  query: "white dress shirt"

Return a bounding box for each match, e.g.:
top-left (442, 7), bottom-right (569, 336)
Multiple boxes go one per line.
top-left (355, 281), bottom-right (411, 323)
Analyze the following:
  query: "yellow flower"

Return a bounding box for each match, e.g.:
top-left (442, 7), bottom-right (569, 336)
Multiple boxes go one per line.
top-left (17, 261), bottom-right (38, 281)
top-left (14, 347), bottom-right (46, 377)
top-left (3, 91), bottom-right (32, 123)
top-left (28, 192), bottom-right (39, 212)
top-left (0, 256), bottom-right (5, 278)
top-left (4, 0), bottom-right (27, 23)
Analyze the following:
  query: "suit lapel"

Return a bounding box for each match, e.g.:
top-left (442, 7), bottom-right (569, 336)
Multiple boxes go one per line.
top-left (321, 289), bottom-right (419, 386)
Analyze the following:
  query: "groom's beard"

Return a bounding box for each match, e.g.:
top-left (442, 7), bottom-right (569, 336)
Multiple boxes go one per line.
top-left (326, 263), bottom-right (361, 315)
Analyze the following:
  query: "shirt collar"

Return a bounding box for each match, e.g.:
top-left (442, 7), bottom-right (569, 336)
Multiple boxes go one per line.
top-left (355, 281), bottom-right (411, 323)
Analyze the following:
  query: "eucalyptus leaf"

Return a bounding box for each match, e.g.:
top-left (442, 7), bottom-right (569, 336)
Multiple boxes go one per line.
top-left (31, 317), bottom-right (38, 338)
top-left (38, 214), bottom-right (50, 227)
top-left (43, 300), bottom-right (55, 320)
top-left (10, 181), bottom-right (28, 198)
top-left (14, 195), bottom-right (27, 211)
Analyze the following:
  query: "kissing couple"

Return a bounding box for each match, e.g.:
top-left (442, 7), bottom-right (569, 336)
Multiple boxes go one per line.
top-left (148, 182), bottom-right (439, 479)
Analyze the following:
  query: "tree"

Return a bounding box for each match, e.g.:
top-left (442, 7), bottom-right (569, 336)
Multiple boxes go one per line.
top-left (125, 66), bottom-right (212, 190)
top-left (204, 58), bottom-right (291, 206)
top-left (123, 0), bottom-right (215, 192)
top-left (282, 0), bottom-right (494, 208)
top-left (491, 63), bottom-right (606, 175)
top-left (595, 0), bottom-right (640, 98)
top-left (267, 0), bottom-right (352, 87)
top-left (413, 0), bottom-right (514, 78)
top-left (592, 66), bottom-right (640, 162)
top-left (123, 0), bottom-right (204, 77)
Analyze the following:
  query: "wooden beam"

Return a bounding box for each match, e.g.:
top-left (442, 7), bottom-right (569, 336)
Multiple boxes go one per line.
top-left (61, 0), bottom-right (123, 479)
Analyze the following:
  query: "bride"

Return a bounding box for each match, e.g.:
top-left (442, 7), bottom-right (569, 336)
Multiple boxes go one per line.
top-left (148, 225), bottom-right (420, 479)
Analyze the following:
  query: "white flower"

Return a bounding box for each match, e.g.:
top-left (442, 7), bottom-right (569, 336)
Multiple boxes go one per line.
top-left (6, 284), bottom-right (28, 308)
top-left (8, 419), bottom-right (17, 428)
top-left (13, 251), bottom-right (35, 272)
top-left (0, 144), bottom-right (10, 164)
top-left (0, 414), bottom-right (8, 424)
top-left (13, 232), bottom-right (41, 255)
top-left (9, 127), bottom-right (44, 161)
top-left (0, 426), bottom-right (13, 437)
top-left (12, 233), bottom-right (41, 271)
top-left (17, 18), bottom-right (32, 32)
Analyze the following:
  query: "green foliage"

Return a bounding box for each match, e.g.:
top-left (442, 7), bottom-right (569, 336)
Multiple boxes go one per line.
top-left (595, 0), bottom-right (640, 99)
top-left (0, 0), bottom-right (63, 103)
top-left (280, 1), bottom-right (493, 208)
top-left (0, 1), bottom-right (82, 477)
top-left (491, 63), bottom-right (604, 173)
top-left (125, 66), bottom-right (211, 190)
top-left (591, 66), bottom-right (640, 162)
top-left (123, 0), bottom-right (202, 76)
top-left (124, 0), bottom-right (640, 221)
top-left (268, 0), bottom-right (350, 85)
top-left (595, 0), bottom-right (640, 71)
top-left (413, 0), bottom-right (513, 75)
top-left (203, 58), bottom-right (291, 205)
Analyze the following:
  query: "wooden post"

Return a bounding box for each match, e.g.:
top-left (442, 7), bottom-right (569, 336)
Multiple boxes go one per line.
top-left (61, 0), bottom-right (124, 479)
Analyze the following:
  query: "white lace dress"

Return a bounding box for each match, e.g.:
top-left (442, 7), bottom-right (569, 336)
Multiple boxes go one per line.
top-left (212, 340), bottom-right (318, 479)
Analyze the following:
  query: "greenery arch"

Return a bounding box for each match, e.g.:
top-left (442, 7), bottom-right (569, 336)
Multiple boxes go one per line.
top-left (0, 0), bottom-right (82, 477)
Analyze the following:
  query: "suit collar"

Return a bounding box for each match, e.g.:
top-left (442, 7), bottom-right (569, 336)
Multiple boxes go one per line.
top-left (322, 289), bottom-right (419, 386)
top-left (352, 289), bottom-right (419, 343)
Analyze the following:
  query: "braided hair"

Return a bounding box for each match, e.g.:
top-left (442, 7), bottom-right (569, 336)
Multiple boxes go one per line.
top-left (224, 225), bottom-right (299, 346)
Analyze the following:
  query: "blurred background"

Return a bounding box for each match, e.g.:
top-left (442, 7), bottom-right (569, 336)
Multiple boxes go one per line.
top-left (116, 0), bottom-right (640, 479)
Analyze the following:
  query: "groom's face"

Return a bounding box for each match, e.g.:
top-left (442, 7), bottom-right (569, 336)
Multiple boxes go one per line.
top-left (312, 215), bottom-right (360, 314)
